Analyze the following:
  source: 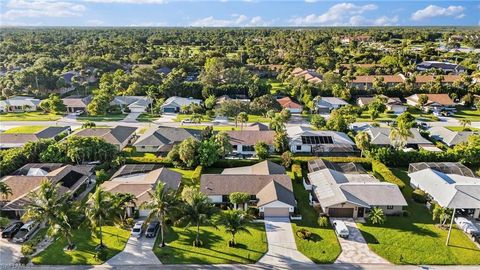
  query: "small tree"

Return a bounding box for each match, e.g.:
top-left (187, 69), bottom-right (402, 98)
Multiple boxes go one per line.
top-left (198, 140), bottom-right (220, 167)
top-left (280, 108), bottom-right (291, 122)
top-left (229, 192), bottom-right (250, 210)
top-left (254, 141), bottom-right (269, 159)
top-left (368, 207), bottom-right (386, 225)
top-left (213, 131), bottom-right (232, 158)
top-left (310, 114), bottom-right (326, 129)
top-left (0, 182), bottom-right (12, 202)
top-left (432, 204), bottom-right (452, 226)
top-left (273, 130), bottom-right (289, 153)
top-left (281, 151), bottom-right (293, 168)
top-left (417, 94), bottom-right (429, 108)
top-left (368, 96), bottom-right (387, 120)
top-left (354, 131), bottom-right (370, 157)
top-left (82, 121), bottom-right (96, 129)
top-left (236, 112), bottom-right (248, 130)
top-left (459, 119), bottom-right (471, 131)
top-left (216, 209), bottom-right (253, 247)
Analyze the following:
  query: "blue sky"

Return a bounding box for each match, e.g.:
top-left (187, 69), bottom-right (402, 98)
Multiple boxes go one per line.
top-left (1, 0), bottom-right (479, 27)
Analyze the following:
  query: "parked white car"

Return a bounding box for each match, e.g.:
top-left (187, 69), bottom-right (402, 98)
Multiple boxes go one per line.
top-left (131, 221), bottom-right (144, 237)
top-left (72, 110), bottom-right (84, 116)
top-left (13, 221), bottom-right (39, 243)
top-left (332, 220), bottom-right (349, 238)
top-left (455, 217), bottom-right (479, 234)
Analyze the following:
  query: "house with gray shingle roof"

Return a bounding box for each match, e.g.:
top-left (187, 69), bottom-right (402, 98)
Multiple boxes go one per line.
top-left (0, 96), bottom-right (40, 112)
top-left (366, 127), bottom-right (434, 150)
top-left (110, 96), bottom-right (152, 113)
top-left (133, 127), bottom-right (201, 153)
top-left (428, 126), bottom-right (477, 147)
top-left (315, 97), bottom-right (348, 113)
top-left (222, 160), bottom-right (286, 175)
top-left (70, 125), bottom-right (137, 150)
top-left (0, 126), bottom-right (71, 149)
top-left (160, 96), bottom-right (202, 113)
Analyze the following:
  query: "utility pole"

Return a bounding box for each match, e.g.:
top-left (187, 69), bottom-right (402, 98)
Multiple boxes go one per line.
top-left (446, 208), bottom-right (456, 246)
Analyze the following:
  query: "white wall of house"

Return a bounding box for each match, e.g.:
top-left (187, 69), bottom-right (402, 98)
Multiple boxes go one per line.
top-left (286, 108), bottom-right (302, 114)
top-left (375, 205), bottom-right (403, 215)
top-left (233, 144), bottom-right (274, 155)
top-left (258, 200), bottom-right (294, 213)
top-left (129, 105), bottom-right (147, 113)
top-left (387, 104), bottom-right (407, 114)
top-left (134, 145), bottom-right (159, 153)
top-left (208, 195), bottom-right (223, 203)
top-left (290, 144), bottom-right (312, 153)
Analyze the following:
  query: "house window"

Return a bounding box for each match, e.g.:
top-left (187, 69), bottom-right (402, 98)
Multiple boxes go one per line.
top-left (386, 205), bottom-right (394, 210)
top-left (243, 145), bottom-right (255, 152)
top-left (222, 195), bottom-right (230, 203)
top-left (232, 145), bottom-right (238, 150)
top-left (296, 145), bottom-right (302, 151)
top-left (141, 146), bottom-right (145, 149)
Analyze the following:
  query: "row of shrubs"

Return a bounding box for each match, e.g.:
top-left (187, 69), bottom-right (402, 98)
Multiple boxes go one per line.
top-left (371, 160), bottom-right (406, 190)
top-left (192, 165), bottom-right (203, 182)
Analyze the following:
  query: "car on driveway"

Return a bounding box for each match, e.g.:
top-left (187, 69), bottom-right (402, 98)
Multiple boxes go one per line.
top-left (13, 221), bottom-right (39, 243)
top-left (332, 220), bottom-right (349, 238)
top-left (181, 119), bottom-right (193, 124)
top-left (455, 217), bottom-right (479, 234)
top-left (131, 221), bottom-right (144, 238)
top-left (145, 220), bottom-right (159, 238)
top-left (1, 221), bottom-right (24, 239)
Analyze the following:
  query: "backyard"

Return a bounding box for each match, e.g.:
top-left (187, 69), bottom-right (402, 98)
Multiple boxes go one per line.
top-left (0, 112), bottom-right (62, 121)
top-left (357, 169), bottom-right (480, 265)
top-left (32, 226), bottom-right (130, 265)
top-left (153, 223), bottom-right (267, 264)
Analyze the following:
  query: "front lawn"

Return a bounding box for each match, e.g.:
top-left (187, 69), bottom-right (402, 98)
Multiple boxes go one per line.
top-left (3, 126), bottom-right (47, 133)
top-left (32, 226), bottom-right (130, 265)
top-left (357, 168), bottom-right (480, 265)
top-left (0, 112), bottom-right (62, 121)
top-left (290, 172), bottom-right (341, 263)
top-left (357, 111), bottom-right (398, 123)
top-left (153, 223), bottom-right (267, 264)
top-left (445, 126), bottom-right (479, 132)
top-left (453, 108), bottom-right (480, 121)
top-left (170, 168), bottom-right (197, 186)
top-left (77, 114), bottom-right (126, 122)
top-left (137, 113), bottom-right (159, 122)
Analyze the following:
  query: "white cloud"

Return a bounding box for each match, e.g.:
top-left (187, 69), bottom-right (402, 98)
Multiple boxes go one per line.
top-left (290, 2), bottom-right (378, 26)
top-left (2, 0), bottom-right (85, 19)
top-left (86, 19), bottom-right (105, 26)
top-left (84, 0), bottom-right (167, 3)
top-left (190, 14), bottom-right (271, 27)
top-left (411, 5), bottom-right (465, 21)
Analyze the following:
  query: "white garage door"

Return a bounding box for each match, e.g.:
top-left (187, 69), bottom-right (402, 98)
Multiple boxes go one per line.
top-left (130, 107), bottom-right (146, 113)
top-left (264, 207), bottom-right (290, 217)
top-left (138, 209), bottom-right (150, 217)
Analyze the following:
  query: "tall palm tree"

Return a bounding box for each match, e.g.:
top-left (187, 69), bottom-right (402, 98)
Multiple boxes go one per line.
top-left (459, 119), bottom-right (471, 131)
top-left (368, 207), bottom-right (386, 225)
top-left (354, 131), bottom-right (371, 157)
top-left (269, 116), bottom-right (285, 132)
top-left (216, 209), bottom-right (253, 247)
top-left (111, 193), bottom-right (136, 225)
top-left (85, 188), bottom-right (112, 247)
top-left (0, 182), bottom-right (13, 202)
top-left (389, 127), bottom-right (412, 149)
top-left (237, 112), bottom-right (248, 130)
top-left (23, 180), bottom-right (76, 249)
top-left (177, 189), bottom-right (217, 247)
top-left (141, 182), bottom-right (178, 247)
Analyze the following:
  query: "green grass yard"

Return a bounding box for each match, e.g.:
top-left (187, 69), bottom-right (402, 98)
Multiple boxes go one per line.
top-left (137, 113), bottom-right (159, 122)
top-left (0, 112), bottom-right (62, 121)
top-left (445, 126), bottom-right (479, 132)
top-left (3, 126), bottom-right (47, 133)
top-left (153, 223), bottom-right (267, 264)
top-left (32, 226), bottom-right (130, 265)
top-left (357, 168), bottom-right (480, 265)
top-left (176, 113), bottom-right (269, 123)
top-left (170, 168), bottom-right (197, 186)
top-left (77, 114), bottom-right (126, 122)
top-left (453, 108), bottom-right (480, 121)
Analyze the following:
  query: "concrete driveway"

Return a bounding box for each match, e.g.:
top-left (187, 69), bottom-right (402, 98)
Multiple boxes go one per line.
top-left (332, 218), bottom-right (389, 264)
top-left (104, 232), bottom-right (161, 266)
top-left (257, 217), bottom-right (312, 266)
top-left (0, 237), bottom-right (22, 266)
top-left (122, 112), bottom-right (141, 122)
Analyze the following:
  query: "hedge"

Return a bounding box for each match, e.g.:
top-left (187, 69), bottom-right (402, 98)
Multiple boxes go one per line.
top-left (412, 189), bottom-right (427, 203)
top-left (192, 165), bottom-right (203, 182)
top-left (125, 156), bottom-right (171, 165)
top-left (291, 163), bottom-right (302, 181)
top-left (371, 160), bottom-right (406, 190)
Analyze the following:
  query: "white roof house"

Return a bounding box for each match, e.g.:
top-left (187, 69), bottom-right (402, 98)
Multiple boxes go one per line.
top-left (110, 96), bottom-right (152, 113)
top-left (160, 96), bottom-right (202, 113)
top-left (0, 96), bottom-right (40, 112)
top-left (366, 127), bottom-right (433, 148)
top-left (315, 97), bottom-right (348, 113)
top-left (287, 126), bottom-right (356, 155)
top-left (429, 126), bottom-right (476, 147)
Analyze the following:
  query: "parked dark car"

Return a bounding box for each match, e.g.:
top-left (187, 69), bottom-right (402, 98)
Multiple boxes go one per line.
top-left (145, 220), bottom-right (160, 238)
top-left (1, 221), bottom-right (24, 239)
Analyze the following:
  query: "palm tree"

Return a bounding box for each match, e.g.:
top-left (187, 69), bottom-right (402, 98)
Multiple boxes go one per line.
top-left (354, 131), bottom-right (371, 157)
top-left (23, 180), bottom-right (76, 249)
top-left (111, 193), bottom-right (136, 225)
top-left (85, 188), bottom-right (112, 247)
top-left (368, 207), bottom-right (386, 225)
top-left (236, 112), bottom-right (248, 130)
top-left (216, 209), bottom-right (253, 247)
top-left (177, 189), bottom-right (217, 247)
top-left (459, 119), bottom-right (471, 131)
top-left (214, 131), bottom-right (232, 158)
top-left (141, 182), bottom-right (178, 247)
top-left (433, 204), bottom-right (452, 226)
top-left (0, 182), bottom-right (13, 202)
top-left (389, 127), bottom-right (412, 149)
top-left (269, 116), bottom-right (285, 132)
top-left (191, 113), bottom-right (203, 124)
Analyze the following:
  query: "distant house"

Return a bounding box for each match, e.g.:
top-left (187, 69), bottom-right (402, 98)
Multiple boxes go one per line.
top-left (215, 95), bottom-right (250, 106)
top-left (70, 125), bottom-right (137, 150)
top-left (365, 127), bottom-right (434, 150)
top-left (416, 61), bottom-right (466, 74)
top-left (160, 96), bottom-right (202, 113)
top-left (408, 162), bottom-right (480, 219)
top-left (0, 96), bottom-right (40, 112)
top-left (0, 163), bottom-right (94, 217)
top-left (222, 160), bottom-right (286, 175)
top-left (356, 95), bottom-right (406, 114)
top-left (200, 171), bottom-right (296, 217)
top-left (413, 75), bottom-right (461, 89)
top-left (133, 127), bottom-right (201, 153)
top-left (429, 126), bottom-right (476, 147)
top-left (291, 68), bottom-right (323, 84)
top-left (226, 130), bottom-right (276, 156)
top-left (101, 164), bottom-right (181, 217)
top-left (307, 159), bottom-right (407, 218)
top-left (62, 95), bottom-right (92, 113)
top-left (340, 35), bottom-right (371, 44)
top-left (110, 96), bottom-right (152, 113)
top-left (287, 126), bottom-right (357, 156)
top-left (277, 97), bottom-right (303, 114)
top-left (0, 126), bottom-right (71, 149)
top-left (315, 97), bottom-right (348, 113)
top-left (406, 94), bottom-right (455, 113)
top-left (244, 122), bottom-right (270, 131)
top-left (349, 75), bottom-right (405, 91)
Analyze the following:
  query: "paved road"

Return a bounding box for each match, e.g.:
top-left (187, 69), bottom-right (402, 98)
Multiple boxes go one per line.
top-left (331, 218), bottom-right (389, 264)
top-left (257, 217), bottom-right (312, 267)
top-left (0, 237), bottom-right (22, 266)
top-left (104, 231), bottom-right (161, 266)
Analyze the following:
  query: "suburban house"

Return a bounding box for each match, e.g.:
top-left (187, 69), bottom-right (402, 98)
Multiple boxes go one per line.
top-left (287, 126), bottom-right (358, 156)
top-left (408, 162), bottom-right (480, 219)
top-left (200, 172), bottom-right (296, 217)
top-left (429, 126), bottom-right (476, 147)
top-left (416, 61), bottom-right (467, 74)
top-left (413, 75), bottom-right (461, 89)
top-left (101, 164), bottom-right (181, 217)
top-left (0, 163), bottom-right (94, 218)
top-left (365, 127), bottom-right (435, 150)
top-left (306, 159), bottom-right (407, 218)
top-left (0, 126), bottom-right (71, 149)
top-left (0, 96), bottom-right (40, 112)
top-left (133, 127), bottom-right (201, 153)
top-left (110, 96), bottom-right (152, 113)
top-left (277, 97), bottom-right (303, 114)
top-left (291, 68), bottom-right (323, 84)
top-left (315, 97), bottom-right (348, 113)
top-left (222, 160), bottom-right (286, 175)
top-left (349, 75), bottom-right (405, 91)
top-left (160, 96), bottom-right (202, 113)
top-left (62, 95), bottom-right (92, 113)
top-left (226, 130), bottom-right (276, 156)
top-left (216, 95), bottom-right (250, 106)
top-left (70, 125), bottom-right (137, 150)
top-left (244, 122), bottom-right (270, 131)
top-left (356, 95), bottom-right (406, 114)
top-left (406, 94), bottom-right (455, 113)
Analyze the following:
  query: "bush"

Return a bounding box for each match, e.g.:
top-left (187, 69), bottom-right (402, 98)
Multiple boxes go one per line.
top-left (318, 216), bottom-right (329, 228)
top-left (296, 228), bottom-right (312, 240)
top-left (21, 244), bottom-right (35, 256)
top-left (412, 189), bottom-right (427, 203)
top-left (19, 256), bottom-right (29, 266)
top-left (192, 165), bottom-right (203, 182)
top-left (0, 217), bottom-right (10, 229)
top-left (95, 169), bottom-right (110, 184)
top-left (291, 163), bottom-right (302, 181)
top-left (125, 218), bottom-right (135, 228)
top-left (247, 207), bottom-right (259, 217)
top-left (371, 160), bottom-right (405, 190)
top-left (125, 156), bottom-right (170, 165)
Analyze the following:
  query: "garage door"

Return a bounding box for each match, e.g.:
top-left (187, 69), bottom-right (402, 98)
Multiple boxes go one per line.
top-left (163, 107), bottom-right (176, 113)
top-left (264, 207), bottom-right (290, 217)
top-left (328, 208), bottom-right (354, 217)
top-left (130, 107), bottom-right (145, 113)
